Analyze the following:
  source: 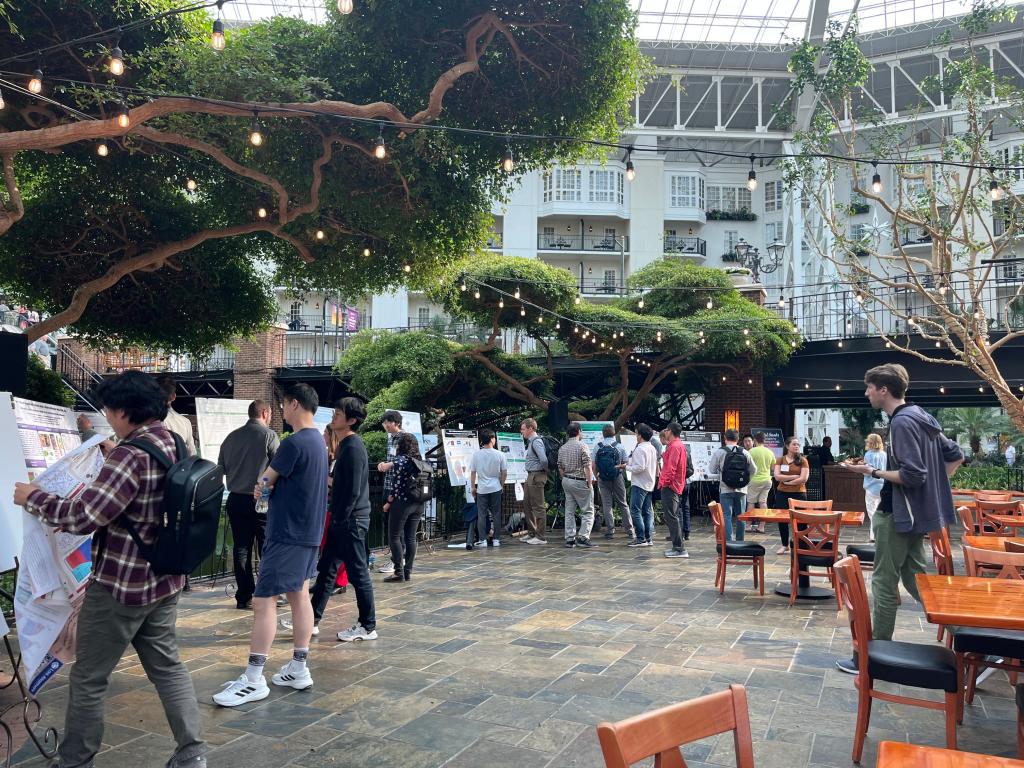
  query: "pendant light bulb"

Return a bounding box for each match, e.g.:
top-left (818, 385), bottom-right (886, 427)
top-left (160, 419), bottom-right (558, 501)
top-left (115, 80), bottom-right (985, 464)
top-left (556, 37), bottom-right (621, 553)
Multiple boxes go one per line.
top-left (109, 46), bottom-right (125, 76)
top-left (746, 155), bottom-right (757, 191)
top-left (116, 103), bottom-right (130, 129)
top-left (257, 206), bottom-right (268, 219)
top-left (96, 141), bottom-right (109, 157)
top-left (315, 229), bottom-right (325, 240)
top-left (638, 297), bottom-right (644, 309)
top-left (778, 294), bottom-right (786, 309)
top-left (211, 18), bottom-right (226, 50)
top-left (337, 0), bottom-right (354, 13)
top-left (871, 161), bottom-right (882, 194)
top-left (374, 128), bottom-right (386, 160)
top-left (363, 247), bottom-right (371, 257)
top-left (990, 176), bottom-right (1004, 201)
top-left (186, 178), bottom-right (197, 191)
top-left (28, 68), bottom-right (43, 94)
top-left (625, 150), bottom-right (635, 182)
top-left (474, 289), bottom-right (480, 299)
top-left (0, 89), bottom-right (6, 110)
top-left (249, 113), bottom-right (263, 146)
top-left (706, 297), bottom-right (713, 310)
top-left (502, 144), bottom-right (514, 173)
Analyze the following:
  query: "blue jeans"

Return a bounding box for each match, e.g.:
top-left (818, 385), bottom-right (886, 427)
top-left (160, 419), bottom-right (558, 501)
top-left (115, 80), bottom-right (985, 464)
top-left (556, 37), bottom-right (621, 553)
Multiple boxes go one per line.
top-left (630, 486), bottom-right (653, 542)
top-left (719, 492), bottom-right (746, 541)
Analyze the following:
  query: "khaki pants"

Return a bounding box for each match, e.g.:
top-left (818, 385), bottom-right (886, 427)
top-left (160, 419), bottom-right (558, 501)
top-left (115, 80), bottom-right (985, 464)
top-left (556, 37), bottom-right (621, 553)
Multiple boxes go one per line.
top-left (523, 470), bottom-right (548, 540)
top-left (871, 510), bottom-right (927, 641)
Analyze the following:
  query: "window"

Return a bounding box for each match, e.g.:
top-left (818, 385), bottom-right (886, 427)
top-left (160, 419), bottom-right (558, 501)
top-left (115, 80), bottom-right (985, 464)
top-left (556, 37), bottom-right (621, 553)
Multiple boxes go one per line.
top-left (603, 269), bottom-right (617, 287)
top-left (541, 172), bottom-right (553, 203)
top-left (670, 175), bottom-right (700, 208)
top-left (764, 180), bottom-right (783, 212)
top-left (289, 302), bottom-right (301, 322)
top-left (589, 169), bottom-right (624, 204)
top-left (542, 226), bottom-right (555, 247)
top-left (765, 222), bottom-right (783, 245)
top-left (555, 168), bottom-right (582, 201)
top-left (706, 185), bottom-right (752, 212)
top-left (1000, 145), bottom-right (1024, 182)
top-left (417, 307), bottom-right (430, 325)
top-left (850, 223), bottom-right (867, 241)
top-left (724, 230), bottom-right (740, 253)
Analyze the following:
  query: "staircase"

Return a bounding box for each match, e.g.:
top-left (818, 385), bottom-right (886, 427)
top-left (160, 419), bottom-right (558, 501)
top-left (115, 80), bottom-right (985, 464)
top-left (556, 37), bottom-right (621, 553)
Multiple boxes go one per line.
top-left (57, 345), bottom-right (104, 410)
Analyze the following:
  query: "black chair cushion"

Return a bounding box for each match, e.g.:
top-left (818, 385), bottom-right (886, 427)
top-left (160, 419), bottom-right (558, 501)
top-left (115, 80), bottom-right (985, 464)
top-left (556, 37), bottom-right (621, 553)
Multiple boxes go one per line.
top-left (716, 542), bottom-right (766, 557)
top-left (797, 539), bottom-right (836, 568)
top-left (867, 639), bottom-right (958, 693)
top-left (952, 627), bottom-right (1024, 658)
top-left (846, 544), bottom-right (876, 563)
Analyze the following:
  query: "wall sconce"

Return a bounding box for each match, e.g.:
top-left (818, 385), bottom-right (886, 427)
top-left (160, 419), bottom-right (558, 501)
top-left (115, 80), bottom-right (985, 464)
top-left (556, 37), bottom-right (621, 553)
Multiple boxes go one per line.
top-left (724, 409), bottom-right (740, 432)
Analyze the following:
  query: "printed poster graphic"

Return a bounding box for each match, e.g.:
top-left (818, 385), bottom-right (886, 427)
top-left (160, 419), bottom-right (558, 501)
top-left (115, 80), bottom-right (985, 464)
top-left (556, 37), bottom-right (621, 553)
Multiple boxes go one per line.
top-left (195, 397), bottom-right (252, 461)
top-left (681, 431), bottom-right (722, 481)
top-left (578, 421), bottom-right (615, 455)
top-left (440, 429), bottom-right (479, 487)
top-left (496, 432), bottom-right (527, 483)
top-left (749, 427), bottom-right (785, 458)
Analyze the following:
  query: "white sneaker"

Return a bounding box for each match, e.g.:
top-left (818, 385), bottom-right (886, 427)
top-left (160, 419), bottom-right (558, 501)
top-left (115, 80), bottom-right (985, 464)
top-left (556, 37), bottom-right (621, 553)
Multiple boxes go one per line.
top-left (213, 674), bottom-right (269, 707)
top-left (311, 624), bottom-right (320, 636)
top-left (271, 663), bottom-right (313, 690)
top-left (337, 624), bottom-right (378, 642)
top-left (279, 616), bottom-right (292, 631)
top-left (377, 562), bottom-right (394, 573)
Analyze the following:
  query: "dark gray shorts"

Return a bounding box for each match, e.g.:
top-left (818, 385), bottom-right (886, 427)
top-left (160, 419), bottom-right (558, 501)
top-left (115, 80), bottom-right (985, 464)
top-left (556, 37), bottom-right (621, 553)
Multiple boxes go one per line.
top-left (253, 540), bottom-right (319, 597)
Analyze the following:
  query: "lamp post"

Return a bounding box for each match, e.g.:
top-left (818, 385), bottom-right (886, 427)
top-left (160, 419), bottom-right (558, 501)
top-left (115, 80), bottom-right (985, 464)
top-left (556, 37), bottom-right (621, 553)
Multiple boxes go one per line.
top-left (734, 238), bottom-right (785, 283)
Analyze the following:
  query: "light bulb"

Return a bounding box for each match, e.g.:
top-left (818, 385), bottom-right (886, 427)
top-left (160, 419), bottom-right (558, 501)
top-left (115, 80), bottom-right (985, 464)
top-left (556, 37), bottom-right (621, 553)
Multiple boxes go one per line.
top-left (502, 147), bottom-right (514, 173)
top-left (871, 173), bottom-right (882, 194)
top-left (638, 298), bottom-right (644, 309)
top-left (706, 298), bottom-right (713, 309)
top-left (403, 264), bottom-right (411, 273)
top-left (460, 282), bottom-right (467, 291)
top-left (742, 328), bottom-right (749, 335)
top-left (211, 19), bottom-right (226, 50)
top-left (374, 134), bottom-right (386, 160)
top-left (514, 287), bottom-right (520, 299)
top-left (498, 299), bottom-right (504, 308)
top-left (520, 306), bottom-right (526, 317)
top-left (0, 89), bottom-right (5, 110)
top-left (363, 247), bottom-right (371, 257)
top-left (747, 169), bottom-right (757, 191)
top-left (249, 116), bottom-right (263, 146)
top-left (315, 229), bottom-right (325, 240)
top-left (96, 141), bottom-right (109, 157)
top-left (474, 289), bottom-right (480, 299)
top-left (778, 295), bottom-right (786, 309)
top-left (538, 315), bottom-right (543, 323)
top-left (337, 0), bottom-right (354, 13)
top-left (116, 104), bottom-right (130, 129)
top-left (574, 295), bottom-right (581, 305)
top-left (28, 69), bottom-right (43, 94)
top-left (186, 179), bottom-right (197, 191)
top-left (555, 321), bottom-right (560, 329)
top-left (257, 206), bottom-right (268, 218)
top-left (940, 386), bottom-right (946, 393)
top-left (625, 159), bottom-right (635, 182)
top-left (990, 179), bottom-right (1004, 201)
top-left (109, 47), bottom-right (125, 76)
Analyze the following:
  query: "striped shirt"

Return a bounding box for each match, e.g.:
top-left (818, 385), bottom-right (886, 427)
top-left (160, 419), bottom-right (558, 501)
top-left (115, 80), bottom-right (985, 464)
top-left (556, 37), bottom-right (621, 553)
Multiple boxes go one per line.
top-left (24, 422), bottom-right (184, 606)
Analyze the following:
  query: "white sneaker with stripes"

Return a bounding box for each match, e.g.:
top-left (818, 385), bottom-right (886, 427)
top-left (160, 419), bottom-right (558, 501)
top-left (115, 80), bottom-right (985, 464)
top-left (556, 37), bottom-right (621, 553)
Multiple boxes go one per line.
top-left (212, 674), bottom-right (269, 707)
top-left (271, 663), bottom-right (313, 690)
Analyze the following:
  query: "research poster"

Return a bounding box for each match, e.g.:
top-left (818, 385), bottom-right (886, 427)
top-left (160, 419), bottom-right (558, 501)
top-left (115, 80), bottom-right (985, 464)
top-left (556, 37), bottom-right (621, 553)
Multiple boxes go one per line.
top-left (681, 430), bottom-right (722, 481)
top-left (496, 432), bottom-right (527, 483)
top-left (440, 429), bottom-right (479, 486)
top-left (749, 427), bottom-right (785, 458)
top-left (83, 411), bottom-right (115, 438)
top-left (398, 410), bottom-right (426, 458)
top-left (578, 421), bottom-right (615, 454)
top-left (194, 397), bottom-right (252, 462)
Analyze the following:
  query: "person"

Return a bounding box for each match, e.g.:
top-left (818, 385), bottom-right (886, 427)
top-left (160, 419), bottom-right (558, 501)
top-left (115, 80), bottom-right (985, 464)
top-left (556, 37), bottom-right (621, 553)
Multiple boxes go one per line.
top-left (310, 397), bottom-right (377, 641)
top-left (214, 383), bottom-right (327, 706)
top-left (624, 423), bottom-right (658, 547)
top-left (595, 424), bottom-right (633, 540)
top-left (707, 429), bottom-right (757, 543)
top-left (321, 424), bottom-right (348, 594)
top-left (557, 422), bottom-right (596, 548)
top-left (659, 423), bottom-right (689, 558)
top-left (155, 373), bottom-right (196, 456)
top-left (1007, 443), bottom-right (1017, 467)
top-left (519, 418), bottom-right (548, 544)
top-left (742, 434), bottom-right (754, 451)
top-left (384, 432), bottom-right (426, 580)
top-left (818, 435), bottom-right (835, 465)
top-left (374, 410), bottom-right (404, 574)
top-left (839, 363), bottom-right (963, 673)
top-left (468, 429), bottom-right (508, 549)
top-left (77, 412), bottom-right (100, 442)
top-left (12, 371), bottom-right (208, 768)
top-left (862, 433), bottom-right (887, 543)
top-left (217, 399), bottom-right (279, 609)
top-left (746, 432), bottom-right (776, 534)
top-left (773, 437), bottom-right (809, 554)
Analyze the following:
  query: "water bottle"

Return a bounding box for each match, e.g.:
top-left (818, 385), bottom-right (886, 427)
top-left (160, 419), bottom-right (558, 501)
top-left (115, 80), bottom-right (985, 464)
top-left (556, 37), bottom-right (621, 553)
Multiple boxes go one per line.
top-left (255, 476), bottom-right (270, 515)
top-left (368, 552), bottom-right (376, 569)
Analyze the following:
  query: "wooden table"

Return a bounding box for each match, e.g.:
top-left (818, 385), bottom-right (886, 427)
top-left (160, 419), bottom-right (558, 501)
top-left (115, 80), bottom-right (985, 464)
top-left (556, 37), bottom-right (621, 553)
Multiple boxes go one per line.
top-left (962, 535), bottom-right (1024, 552)
top-left (981, 514), bottom-right (1024, 534)
top-left (737, 509), bottom-right (865, 600)
top-left (878, 741), bottom-right (1024, 768)
top-left (916, 574), bottom-right (1024, 630)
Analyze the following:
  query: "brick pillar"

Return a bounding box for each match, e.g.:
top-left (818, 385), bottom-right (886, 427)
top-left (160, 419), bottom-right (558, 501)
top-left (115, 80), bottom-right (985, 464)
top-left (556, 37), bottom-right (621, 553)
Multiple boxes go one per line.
top-left (232, 325), bottom-right (286, 432)
top-left (703, 369), bottom-right (766, 434)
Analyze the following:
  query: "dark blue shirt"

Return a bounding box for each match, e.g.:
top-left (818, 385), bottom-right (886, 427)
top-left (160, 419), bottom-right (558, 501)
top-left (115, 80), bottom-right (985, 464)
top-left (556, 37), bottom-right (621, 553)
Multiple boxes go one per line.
top-left (267, 427), bottom-right (328, 546)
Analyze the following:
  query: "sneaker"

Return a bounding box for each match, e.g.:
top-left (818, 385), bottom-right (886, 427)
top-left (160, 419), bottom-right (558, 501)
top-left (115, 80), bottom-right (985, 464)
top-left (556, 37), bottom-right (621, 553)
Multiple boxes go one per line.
top-left (377, 562), bottom-right (395, 573)
top-left (531, 538), bottom-right (548, 545)
top-left (312, 624), bottom-right (320, 636)
top-left (213, 674), bottom-right (269, 707)
top-left (564, 539), bottom-right (575, 548)
top-left (627, 539), bottom-right (644, 547)
top-left (167, 756), bottom-right (207, 768)
top-left (604, 532), bottom-right (615, 539)
top-left (280, 617), bottom-right (292, 631)
top-left (575, 537), bottom-right (595, 548)
top-left (337, 624), bottom-right (378, 642)
top-left (465, 543), bottom-right (475, 551)
top-left (665, 549), bottom-right (689, 558)
top-left (271, 663), bottom-right (314, 690)
top-left (835, 658), bottom-right (858, 674)
top-left (642, 540), bottom-right (653, 547)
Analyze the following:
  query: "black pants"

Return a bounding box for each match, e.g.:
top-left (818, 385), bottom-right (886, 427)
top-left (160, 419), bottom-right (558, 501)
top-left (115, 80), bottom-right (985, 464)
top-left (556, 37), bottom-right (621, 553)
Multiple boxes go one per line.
top-left (388, 499), bottom-right (423, 578)
top-left (775, 490), bottom-right (807, 545)
top-left (311, 517), bottom-right (376, 631)
top-left (681, 486), bottom-right (691, 537)
top-left (226, 492), bottom-right (266, 604)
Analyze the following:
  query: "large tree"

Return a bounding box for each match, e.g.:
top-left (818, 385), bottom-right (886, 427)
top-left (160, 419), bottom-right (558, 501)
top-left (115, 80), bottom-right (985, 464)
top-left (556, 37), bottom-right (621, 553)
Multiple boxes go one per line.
top-left (0, 0), bottom-right (646, 353)
top-left (784, 1), bottom-right (1024, 430)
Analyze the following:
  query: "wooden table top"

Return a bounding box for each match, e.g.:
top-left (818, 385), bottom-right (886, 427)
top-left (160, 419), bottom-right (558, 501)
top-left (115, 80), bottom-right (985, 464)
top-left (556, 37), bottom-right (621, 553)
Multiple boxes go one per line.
top-left (916, 574), bottom-right (1024, 630)
top-left (878, 741), bottom-right (1024, 768)
top-left (737, 509), bottom-right (865, 526)
top-left (962, 535), bottom-right (1024, 551)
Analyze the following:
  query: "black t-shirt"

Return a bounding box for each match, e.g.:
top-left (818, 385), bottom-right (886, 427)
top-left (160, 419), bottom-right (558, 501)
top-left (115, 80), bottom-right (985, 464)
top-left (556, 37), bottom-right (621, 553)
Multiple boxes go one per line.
top-left (331, 433), bottom-right (371, 524)
top-left (877, 403), bottom-right (912, 514)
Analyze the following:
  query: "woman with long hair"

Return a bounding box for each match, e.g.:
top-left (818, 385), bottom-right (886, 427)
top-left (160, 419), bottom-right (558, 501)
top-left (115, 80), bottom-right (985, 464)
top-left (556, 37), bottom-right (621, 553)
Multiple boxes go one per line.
top-left (862, 433), bottom-right (886, 543)
top-left (321, 425), bottom-right (347, 594)
top-left (383, 433), bottom-right (425, 582)
top-left (772, 436), bottom-right (809, 554)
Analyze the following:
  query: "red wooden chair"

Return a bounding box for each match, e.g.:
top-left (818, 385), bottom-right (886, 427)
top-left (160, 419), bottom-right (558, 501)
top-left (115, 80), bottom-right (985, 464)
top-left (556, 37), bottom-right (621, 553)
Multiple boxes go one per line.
top-left (789, 509), bottom-right (843, 609)
top-left (709, 501), bottom-right (765, 595)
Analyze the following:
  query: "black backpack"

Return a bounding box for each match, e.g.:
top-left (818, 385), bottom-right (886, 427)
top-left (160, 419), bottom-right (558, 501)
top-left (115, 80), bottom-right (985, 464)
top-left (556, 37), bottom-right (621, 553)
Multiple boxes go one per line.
top-left (119, 433), bottom-right (225, 576)
top-left (539, 435), bottom-right (561, 472)
top-left (720, 445), bottom-right (751, 489)
top-left (595, 443), bottom-right (620, 481)
top-left (405, 456), bottom-right (435, 502)
top-left (684, 444), bottom-right (694, 479)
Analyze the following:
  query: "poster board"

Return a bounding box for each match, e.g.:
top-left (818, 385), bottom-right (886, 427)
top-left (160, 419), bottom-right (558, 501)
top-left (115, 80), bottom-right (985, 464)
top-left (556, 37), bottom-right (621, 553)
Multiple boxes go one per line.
top-left (440, 429), bottom-right (478, 487)
top-left (0, 393), bottom-right (30, 570)
top-left (82, 411), bottom-right (115, 438)
top-left (496, 432), bottom-right (527, 483)
top-left (578, 421), bottom-right (615, 454)
top-left (194, 398), bottom-right (252, 462)
top-left (749, 427), bottom-right (785, 458)
top-left (398, 410), bottom-right (426, 458)
top-left (680, 431), bottom-right (722, 481)
top-left (618, 434), bottom-right (638, 457)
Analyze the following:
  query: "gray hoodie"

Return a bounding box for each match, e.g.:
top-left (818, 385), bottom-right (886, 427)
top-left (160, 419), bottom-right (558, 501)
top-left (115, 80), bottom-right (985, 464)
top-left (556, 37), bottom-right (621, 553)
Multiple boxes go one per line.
top-left (888, 404), bottom-right (963, 534)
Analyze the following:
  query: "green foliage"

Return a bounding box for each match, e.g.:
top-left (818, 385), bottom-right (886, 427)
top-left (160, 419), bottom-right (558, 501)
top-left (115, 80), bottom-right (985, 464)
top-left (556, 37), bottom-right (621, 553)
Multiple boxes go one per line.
top-left (938, 407), bottom-right (1013, 457)
top-left (840, 408), bottom-right (882, 454)
top-left (705, 209), bottom-right (757, 221)
top-left (25, 355), bottom-right (76, 408)
top-left (951, 465), bottom-right (1017, 490)
top-left (338, 330), bottom-right (456, 400)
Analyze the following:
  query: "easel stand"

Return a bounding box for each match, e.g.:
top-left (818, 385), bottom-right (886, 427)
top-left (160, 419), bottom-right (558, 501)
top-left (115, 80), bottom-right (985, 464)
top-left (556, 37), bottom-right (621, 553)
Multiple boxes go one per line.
top-left (0, 568), bottom-right (59, 768)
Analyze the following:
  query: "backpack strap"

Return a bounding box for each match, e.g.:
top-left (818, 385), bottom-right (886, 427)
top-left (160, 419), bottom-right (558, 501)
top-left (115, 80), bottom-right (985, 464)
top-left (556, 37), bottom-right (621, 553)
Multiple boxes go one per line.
top-left (112, 433), bottom-right (185, 553)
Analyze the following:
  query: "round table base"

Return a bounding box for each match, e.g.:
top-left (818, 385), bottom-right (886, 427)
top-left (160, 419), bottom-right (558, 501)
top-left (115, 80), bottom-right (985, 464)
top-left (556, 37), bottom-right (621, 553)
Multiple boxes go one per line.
top-left (774, 583), bottom-right (835, 600)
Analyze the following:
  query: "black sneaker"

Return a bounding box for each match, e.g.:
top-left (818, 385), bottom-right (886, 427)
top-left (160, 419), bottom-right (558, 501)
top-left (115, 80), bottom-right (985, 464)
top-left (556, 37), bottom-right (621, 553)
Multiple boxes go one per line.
top-left (487, 538), bottom-right (494, 548)
top-left (465, 543), bottom-right (474, 551)
top-left (564, 539), bottom-right (576, 548)
top-left (835, 657), bottom-right (858, 674)
top-left (576, 537), bottom-right (595, 548)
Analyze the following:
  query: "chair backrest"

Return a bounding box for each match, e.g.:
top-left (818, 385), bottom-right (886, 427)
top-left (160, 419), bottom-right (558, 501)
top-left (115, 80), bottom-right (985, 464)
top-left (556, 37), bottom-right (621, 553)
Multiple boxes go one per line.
top-left (963, 544), bottom-right (1024, 580)
top-left (1005, 540), bottom-right (1024, 554)
top-left (957, 506), bottom-right (977, 535)
top-left (709, 501), bottom-right (726, 550)
top-left (596, 684), bottom-right (755, 768)
top-left (834, 556), bottom-right (872, 676)
top-left (929, 527), bottom-right (954, 577)
top-left (975, 492), bottom-right (1012, 503)
top-left (788, 498), bottom-right (834, 512)
top-left (978, 499), bottom-right (1024, 535)
top-left (790, 510), bottom-right (843, 560)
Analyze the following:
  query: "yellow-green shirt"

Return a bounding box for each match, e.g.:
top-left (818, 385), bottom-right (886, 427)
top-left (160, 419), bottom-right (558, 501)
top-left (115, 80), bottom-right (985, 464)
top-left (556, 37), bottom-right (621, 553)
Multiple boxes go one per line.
top-left (750, 445), bottom-right (776, 483)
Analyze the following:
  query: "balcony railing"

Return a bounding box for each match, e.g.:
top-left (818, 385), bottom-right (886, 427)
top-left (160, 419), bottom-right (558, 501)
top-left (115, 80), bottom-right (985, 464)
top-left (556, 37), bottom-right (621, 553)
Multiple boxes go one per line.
top-left (578, 278), bottom-right (627, 296)
top-left (996, 261), bottom-right (1023, 284)
top-left (663, 236), bottom-right (706, 256)
top-left (537, 234), bottom-right (630, 252)
top-left (280, 313), bottom-right (371, 333)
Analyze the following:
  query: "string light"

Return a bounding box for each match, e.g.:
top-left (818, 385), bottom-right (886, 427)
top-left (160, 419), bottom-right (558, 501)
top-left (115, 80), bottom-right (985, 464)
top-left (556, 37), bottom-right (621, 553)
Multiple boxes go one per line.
top-left (871, 161), bottom-right (882, 194)
top-left (574, 295), bottom-right (581, 305)
top-left (403, 264), bottom-right (411, 273)
top-left (555, 321), bottom-right (560, 329)
top-left (116, 103), bottom-right (130, 129)
top-left (777, 294), bottom-right (786, 309)
top-left (363, 247), bottom-right (371, 257)
top-left (748, 378), bottom-right (753, 384)
top-left (520, 306), bottom-right (526, 317)
top-left (374, 126), bottom-right (386, 160)
top-left (315, 228), bottom-right (325, 240)
top-left (742, 328), bottom-right (749, 335)
top-left (474, 289), bottom-right (480, 299)
top-left (460, 282), bottom-right (467, 291)
top-left (835, 384), bottom-right (841, 390)
top-left (625, 149), bottom-right (635, 182)
top-left (249, 112), bottom-right (263, 146)
top-left (256, 205), bottom-right (268, 219)
top-left (185, 178), bottom-right (197, 191)
top-left (706, 298), bottom-right (713, 310)
top-left (776, 381), bottom-right (781, 387)
top-left (502, 143), bottom-right (514, 173)
top-left (28, 68), bottom-right (43, 94)
top-left (211, 1), bottom-right (226, 51)
top-left (0, 88), bottom-right (4, 110)
top-left (513, 287), bottom-right (520, 299)
top-left (939, 386), bottom-right (946, 393)
top-left (337, 0), bottom-right (354, 13)
top-left (498, 298), bottom-right (504, 308)
top-left (805, 383), bottom-right (810, 389)
top-left (989, 167), bottom-right (1005, 201)
top-left (108, 44), bottom-right (125, 76)
top-left (746, 154), bottom-right (757, 191)
top-left (96, 141), bottom-right (109, 157)
top-left (638, 296), bottom-right (644, 309)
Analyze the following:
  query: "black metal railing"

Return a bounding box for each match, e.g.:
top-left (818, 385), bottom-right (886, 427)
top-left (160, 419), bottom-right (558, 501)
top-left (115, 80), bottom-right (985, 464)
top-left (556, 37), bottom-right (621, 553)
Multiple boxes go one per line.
top-left (537, 234), bottom-right (630, 252)
top-left (663, 236), bottom-right (706, 256)
top-left (578, 278), bottom-right (627, 296)
top-left (57, 345), bottom-right (104, 408)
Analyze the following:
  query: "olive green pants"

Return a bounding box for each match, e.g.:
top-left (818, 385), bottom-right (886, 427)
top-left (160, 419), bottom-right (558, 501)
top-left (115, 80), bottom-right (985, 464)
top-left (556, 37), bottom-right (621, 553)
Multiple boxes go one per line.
top-left (871, 510), bottom-right (928, 641)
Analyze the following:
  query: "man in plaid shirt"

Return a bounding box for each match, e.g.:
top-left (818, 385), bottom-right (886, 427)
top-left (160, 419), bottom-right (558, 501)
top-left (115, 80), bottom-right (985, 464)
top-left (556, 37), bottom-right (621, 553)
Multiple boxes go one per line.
top-left (14, 372), bottom-right (207, 768)
top-left (374, 410), bottom-right (404, 574)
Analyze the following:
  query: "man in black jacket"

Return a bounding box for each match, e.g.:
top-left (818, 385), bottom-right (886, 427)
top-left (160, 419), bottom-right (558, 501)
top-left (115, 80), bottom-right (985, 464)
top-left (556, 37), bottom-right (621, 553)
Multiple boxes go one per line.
top-left (310, 397), bottom-right (378, 642)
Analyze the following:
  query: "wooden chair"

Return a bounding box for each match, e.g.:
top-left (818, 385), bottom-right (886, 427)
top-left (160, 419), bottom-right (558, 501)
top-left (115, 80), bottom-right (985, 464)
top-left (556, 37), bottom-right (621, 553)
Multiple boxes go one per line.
top-left (1007, 541), bottom-right (1024, 554)
top-left (957, 505), bottom-right (980, 535)
top-left (596, 684), bottom-right (754, 768)
top-left (789, 510), bottom-right (843, 609)
top-left (710, 502), bottom-right (765, 596)
top-left (930, 527), bottom-right (955, 647)
top-left (833, 556), bottom-right (961, 763)
top-left (977, 499), bottom-right (1024, 536)
top-left (975, 492), bottom-right (1013, 502)
top-left (953, 545), bottom-right (1024, 713)
top-left (1017, 684), bottom-right (1024, 760)
top-left (788, 498), bottom-right (834, 512)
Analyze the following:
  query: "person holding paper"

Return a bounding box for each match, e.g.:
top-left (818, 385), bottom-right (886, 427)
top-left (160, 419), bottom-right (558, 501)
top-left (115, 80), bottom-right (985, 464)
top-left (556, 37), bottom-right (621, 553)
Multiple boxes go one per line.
top-left (468, 429), bottom-right (508, 549)
top-left (13, 371), bottom-right (208, 768)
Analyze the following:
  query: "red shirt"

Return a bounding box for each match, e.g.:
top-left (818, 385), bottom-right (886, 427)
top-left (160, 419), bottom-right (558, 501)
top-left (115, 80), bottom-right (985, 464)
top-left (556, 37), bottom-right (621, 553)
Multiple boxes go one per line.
top-left (659, 438), bottom-right (687, 493)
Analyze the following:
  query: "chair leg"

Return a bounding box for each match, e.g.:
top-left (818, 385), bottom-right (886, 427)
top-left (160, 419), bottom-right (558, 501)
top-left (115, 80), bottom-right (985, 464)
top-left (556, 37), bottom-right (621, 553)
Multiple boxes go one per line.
top-left (944, 691), bottom-right (958, 750)
top-left (831, 568), bottom-right (841, 612)
top-left (852, 679), bottom-right (872, 764)
top-left (758, 557), bottom-right (765, 596)
top-left (789, 560), bottom-right (798, 607)
top-left (717, 560), bottom-right (726, 594)
top-left (956, 653), bottom-right (966, 725)
top-left (966, 659), bottom-right (979, 704)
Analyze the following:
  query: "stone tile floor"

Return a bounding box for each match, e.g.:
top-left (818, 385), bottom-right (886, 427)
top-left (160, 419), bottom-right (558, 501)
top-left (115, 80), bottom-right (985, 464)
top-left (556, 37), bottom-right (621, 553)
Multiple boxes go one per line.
top-left (8, 518), bottom-right (1020, 767)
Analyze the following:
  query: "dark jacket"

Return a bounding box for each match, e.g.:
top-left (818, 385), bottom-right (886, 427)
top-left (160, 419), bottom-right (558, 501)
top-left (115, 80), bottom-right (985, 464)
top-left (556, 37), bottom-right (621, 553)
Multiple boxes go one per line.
top-left (888, 404), bottom-right (963, 534)
top-left (331, 433), bottom-right (371, 525)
